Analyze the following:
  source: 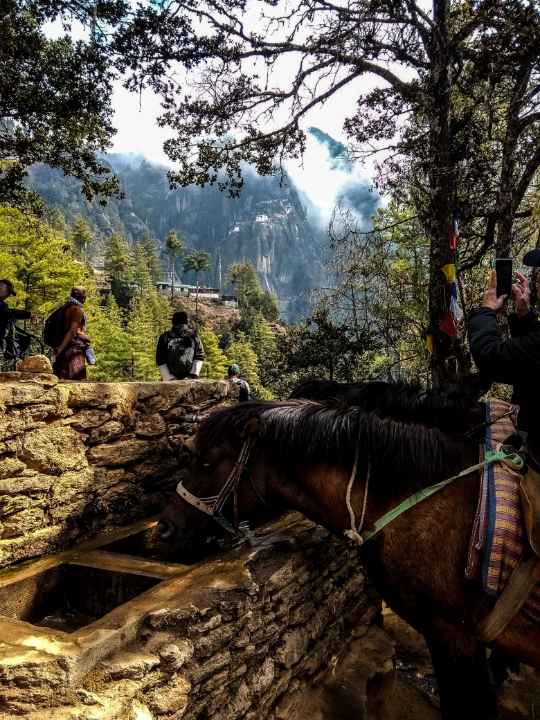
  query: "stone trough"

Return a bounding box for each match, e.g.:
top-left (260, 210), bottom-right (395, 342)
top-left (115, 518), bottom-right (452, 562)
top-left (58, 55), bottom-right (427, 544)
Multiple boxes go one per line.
top-left (0, 373), bottom-right (392, 719)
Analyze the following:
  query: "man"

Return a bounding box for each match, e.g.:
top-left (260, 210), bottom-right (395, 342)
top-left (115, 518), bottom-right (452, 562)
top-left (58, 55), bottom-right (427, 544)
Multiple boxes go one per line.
top-left (0, 279), bottom-right (31, 359)
top-left (156, 311), bottom-right (205, 380)
top-left (468, 256), bottom-right (540, 457)
top-left (52, 287), bottom-right (91, 380)
top-left (228, 363), bottom-right (251, 402)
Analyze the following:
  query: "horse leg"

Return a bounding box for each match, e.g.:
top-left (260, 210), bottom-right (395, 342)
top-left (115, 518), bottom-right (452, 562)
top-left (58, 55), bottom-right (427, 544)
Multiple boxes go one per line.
top-left (426, 634), bottom-right (499, 720)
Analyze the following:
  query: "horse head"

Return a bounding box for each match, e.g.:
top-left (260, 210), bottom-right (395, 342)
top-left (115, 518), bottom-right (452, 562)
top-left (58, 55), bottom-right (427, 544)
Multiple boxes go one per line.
top-left (157, 404), bottom-right (282, 561)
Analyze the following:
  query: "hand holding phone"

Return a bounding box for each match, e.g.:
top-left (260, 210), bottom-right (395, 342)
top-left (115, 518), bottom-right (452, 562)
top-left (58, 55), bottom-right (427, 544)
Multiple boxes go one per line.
top-left (494, 258), bottom-right (513, 298)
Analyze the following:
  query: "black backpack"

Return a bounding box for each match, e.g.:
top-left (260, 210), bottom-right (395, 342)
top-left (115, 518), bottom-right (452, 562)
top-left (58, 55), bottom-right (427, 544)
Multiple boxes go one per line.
top-left (43, 304), bottom-right (67, 348)
top-left (166, 329), bottom-right (196, 378)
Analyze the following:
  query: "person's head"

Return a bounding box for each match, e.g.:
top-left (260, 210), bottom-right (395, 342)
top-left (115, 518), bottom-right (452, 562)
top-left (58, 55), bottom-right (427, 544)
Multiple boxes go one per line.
top-left (172, 311), bottom-right (188, 327)
top-left (0, 279), bottom-right (16, 301)
top-left (228, 364), bottom-right (240, 378)
top-left (71, 287), bottom-right (87, 304)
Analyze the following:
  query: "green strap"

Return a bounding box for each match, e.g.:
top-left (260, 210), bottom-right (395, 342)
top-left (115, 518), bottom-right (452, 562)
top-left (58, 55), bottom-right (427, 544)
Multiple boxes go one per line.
top-left (360, 447), bottom-right (524, 545)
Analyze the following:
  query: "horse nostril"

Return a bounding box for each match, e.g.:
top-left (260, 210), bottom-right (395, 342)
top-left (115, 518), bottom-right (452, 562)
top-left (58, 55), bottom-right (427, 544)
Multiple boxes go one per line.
top-left (157, 519), bottom-right (175, 540)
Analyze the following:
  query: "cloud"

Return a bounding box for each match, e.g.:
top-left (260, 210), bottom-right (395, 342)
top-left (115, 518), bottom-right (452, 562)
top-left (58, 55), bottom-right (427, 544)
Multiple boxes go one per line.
top-left (286, 127), bottom-right (379, 230)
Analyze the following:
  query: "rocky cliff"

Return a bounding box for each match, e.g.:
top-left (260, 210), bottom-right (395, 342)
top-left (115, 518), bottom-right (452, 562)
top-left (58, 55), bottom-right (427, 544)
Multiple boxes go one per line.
top-left (28, 157), bottom-right (328, 319)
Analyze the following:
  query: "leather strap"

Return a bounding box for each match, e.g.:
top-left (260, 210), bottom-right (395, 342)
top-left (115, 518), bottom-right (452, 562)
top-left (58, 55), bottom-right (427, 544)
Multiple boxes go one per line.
top-left (478, 555), bottom-right (540, 643)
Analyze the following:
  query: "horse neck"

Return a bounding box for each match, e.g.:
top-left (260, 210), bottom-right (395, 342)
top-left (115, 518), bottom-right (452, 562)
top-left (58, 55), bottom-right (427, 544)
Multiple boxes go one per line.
top-left (265, 434), bottom-right (480, 538)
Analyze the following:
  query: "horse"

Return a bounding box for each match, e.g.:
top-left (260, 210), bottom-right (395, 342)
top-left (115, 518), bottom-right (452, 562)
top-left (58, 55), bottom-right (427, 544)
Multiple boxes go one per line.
top-left (157, 393), bottom-right (539, 719)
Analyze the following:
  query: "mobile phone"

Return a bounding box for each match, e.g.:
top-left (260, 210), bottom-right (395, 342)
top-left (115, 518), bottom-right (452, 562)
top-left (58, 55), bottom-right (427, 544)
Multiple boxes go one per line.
top-left (494, 258), bottom-right (513, 298)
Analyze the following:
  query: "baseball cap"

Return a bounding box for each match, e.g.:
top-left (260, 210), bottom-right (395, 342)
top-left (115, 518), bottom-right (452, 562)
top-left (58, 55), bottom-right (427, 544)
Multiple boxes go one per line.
top-left (0, 279), bottom-right (16, 296)
top-left (523, 249), bottom-right (540, 267)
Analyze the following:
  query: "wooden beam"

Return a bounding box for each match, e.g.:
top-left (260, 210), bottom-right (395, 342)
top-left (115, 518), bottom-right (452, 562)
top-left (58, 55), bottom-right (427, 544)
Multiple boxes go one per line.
top-left (67, 550), bottom-right (190, 579)
top-left (0, 516), bottom-right (160, 589)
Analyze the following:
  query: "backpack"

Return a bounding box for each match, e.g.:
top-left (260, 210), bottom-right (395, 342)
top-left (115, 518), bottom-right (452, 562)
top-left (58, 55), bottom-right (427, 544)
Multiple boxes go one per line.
top-left (166, 329), bottom-right (196, 378)
top-left (43, 304), bottom-right (68, 348)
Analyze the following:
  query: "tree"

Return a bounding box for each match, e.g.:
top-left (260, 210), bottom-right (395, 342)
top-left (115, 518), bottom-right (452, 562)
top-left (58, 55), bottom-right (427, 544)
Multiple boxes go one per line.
top-left (247, 312), bottom-right (278, 388)
top-left (165, 230), bottom-right (185, 298)
top-left (126, 295), bottom-right (160, 380)
top-left (0, 204), bottom-right (84, 316)
top-left (199, 326), bottom-right (229, 379)
top-left (86, 295), bottom-right (132, 381)
top-left (228, 262), bottom-right (279, 324)
top-left (104, 232), bottom-right (133, 307)
top-left (141, 231), bottom-right (163, 283)
top-left (71, 215), bottom-right (94, 259)
top-left (0, 0), bottom-right (124, 204)
top-left (183, 250), bottom-right (211, 315)
top-left (117, 0), bottom-right (540, 381)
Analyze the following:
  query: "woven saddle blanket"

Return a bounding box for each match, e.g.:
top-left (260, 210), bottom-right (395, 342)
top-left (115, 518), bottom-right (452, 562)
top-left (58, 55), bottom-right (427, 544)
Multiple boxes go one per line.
top-left (466, 399), bottom-right (540, 623)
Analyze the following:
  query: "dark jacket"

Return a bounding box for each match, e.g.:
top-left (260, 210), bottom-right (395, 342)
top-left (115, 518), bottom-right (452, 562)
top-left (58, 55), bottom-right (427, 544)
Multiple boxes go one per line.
top-left (468, 307), bottom-right (540, 439)
top-left (156, 324), bottom-right (205, 377)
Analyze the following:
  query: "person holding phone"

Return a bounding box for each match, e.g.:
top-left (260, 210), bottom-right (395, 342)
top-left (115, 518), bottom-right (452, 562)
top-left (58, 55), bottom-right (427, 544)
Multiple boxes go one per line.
top-left (468, 255), bottom-right (540, 458)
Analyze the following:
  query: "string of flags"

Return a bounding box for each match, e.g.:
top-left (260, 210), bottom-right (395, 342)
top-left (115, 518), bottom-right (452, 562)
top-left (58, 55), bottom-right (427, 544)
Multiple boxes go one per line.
top-left (426, 209), bottom-right (463, 352)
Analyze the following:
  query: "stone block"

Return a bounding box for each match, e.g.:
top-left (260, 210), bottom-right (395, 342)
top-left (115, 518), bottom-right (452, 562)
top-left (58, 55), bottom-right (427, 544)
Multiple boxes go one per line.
top-left (276, 628), bottom-right (310, 669)
top-left (157, 641), bottom-right (194, 671)
top-left (249, 658), bottom-right (275, 695)
top-left (87, 438), bottom-right (155, 467)
top-left (146, 675), bottom-right (191, 716)
top-left (135, 414), bottom-right (167, 438)
top-left (16, 355), bottom-right (53, 374)
top-left (87, 421), bottom-right (125, 445)
top-left (19, 426), bottom-right (87, 475)
top-left (0, 456), bottom-right (26, 479)
top-left (100, 651), bottom-right (160, 681)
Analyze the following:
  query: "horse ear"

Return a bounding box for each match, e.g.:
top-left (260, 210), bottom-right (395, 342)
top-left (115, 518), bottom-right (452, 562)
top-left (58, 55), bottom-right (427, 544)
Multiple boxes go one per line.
top-left (244, 417), bottom-right (260, 437)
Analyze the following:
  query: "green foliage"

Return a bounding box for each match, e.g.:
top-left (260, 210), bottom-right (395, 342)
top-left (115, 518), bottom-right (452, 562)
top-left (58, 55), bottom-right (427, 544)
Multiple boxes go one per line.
top-left (141, 232), bottom-right (163, 283)
top-left (104, 232), bottom-right (134, 307)
top-left (199, 327), bottom-right (229, 380)
top-left (246, 312), bottom-right (278, 388)
top-left (0, 204), bottom-right (84, 316)
top-left (126, 296), bottom-right (160, 381)
top-left (87, 295), bottom-right (132, 381)
top-left (0, 0), bottom-right (123, 204)
top-left (228, 262), bottom-right (279, 323)
top-left (71, 215), bottom-right (94, 259)
top-left (184, 250), bottom-right (211, 277)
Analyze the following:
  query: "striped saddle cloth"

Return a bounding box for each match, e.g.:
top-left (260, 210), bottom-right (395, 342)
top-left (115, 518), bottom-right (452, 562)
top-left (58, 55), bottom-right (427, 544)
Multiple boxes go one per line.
top-left (466, 399), bottom-right (540, 623)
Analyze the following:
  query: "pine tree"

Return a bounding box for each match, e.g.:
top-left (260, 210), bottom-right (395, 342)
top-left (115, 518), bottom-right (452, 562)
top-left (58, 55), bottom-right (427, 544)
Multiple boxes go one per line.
top-left (141, 231), bottom-right (162, 283)
top-left (165, 230), bottom-right (185, 298)
top-left (71, 215), bottom-right (94, 259)
top-left (104, 232), bottom-right (134, 308)
top-left (86, 295), bottom-right (132, 381)
top-left (247, 312), bottom-right (278, 388)
top-left (199, 326), bottom-right (229, 379)
top-left (126, 295), bottom-right (160, 380)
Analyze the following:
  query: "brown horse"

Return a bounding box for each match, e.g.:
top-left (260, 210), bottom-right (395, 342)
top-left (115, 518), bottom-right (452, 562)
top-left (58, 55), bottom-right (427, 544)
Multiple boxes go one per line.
top-left (158, 395), bottom-right (539, 719)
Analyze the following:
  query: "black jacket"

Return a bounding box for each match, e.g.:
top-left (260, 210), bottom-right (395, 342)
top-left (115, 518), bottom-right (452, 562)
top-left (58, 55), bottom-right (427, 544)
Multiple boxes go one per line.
top-left (468, 307), bottom-right (540, 438)
top-left (156, 324), bottom-right (205, 376)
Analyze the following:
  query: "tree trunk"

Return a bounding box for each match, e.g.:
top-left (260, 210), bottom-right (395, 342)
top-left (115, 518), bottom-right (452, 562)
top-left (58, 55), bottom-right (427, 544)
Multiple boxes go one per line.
top-left (427, 0), bottom-right (456, 384)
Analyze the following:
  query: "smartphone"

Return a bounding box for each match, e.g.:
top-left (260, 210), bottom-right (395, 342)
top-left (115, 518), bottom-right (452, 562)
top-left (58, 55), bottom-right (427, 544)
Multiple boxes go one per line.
top-left (494, 258), bottom-right (513, 298)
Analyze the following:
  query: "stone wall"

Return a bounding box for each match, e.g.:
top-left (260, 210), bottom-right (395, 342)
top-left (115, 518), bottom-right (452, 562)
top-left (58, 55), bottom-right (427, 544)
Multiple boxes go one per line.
top-left (0, 373), bottom-right (232, 567)
top-left (0, 517), bottom-right (392, 720)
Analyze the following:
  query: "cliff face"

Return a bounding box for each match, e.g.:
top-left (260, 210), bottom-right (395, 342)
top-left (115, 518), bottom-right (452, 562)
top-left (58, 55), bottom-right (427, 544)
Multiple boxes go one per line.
top-left (28, 157), bottom-right (327, 319)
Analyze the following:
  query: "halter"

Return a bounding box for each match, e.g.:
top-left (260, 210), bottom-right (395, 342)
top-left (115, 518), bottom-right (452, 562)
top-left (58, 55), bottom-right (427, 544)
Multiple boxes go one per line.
top-left (176, 437), bottom-right (255, 537)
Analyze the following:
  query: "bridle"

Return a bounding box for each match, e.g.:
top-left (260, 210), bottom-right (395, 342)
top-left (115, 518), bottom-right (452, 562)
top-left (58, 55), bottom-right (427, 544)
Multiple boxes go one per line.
top-left (176, 437), bottom-right (257, 537)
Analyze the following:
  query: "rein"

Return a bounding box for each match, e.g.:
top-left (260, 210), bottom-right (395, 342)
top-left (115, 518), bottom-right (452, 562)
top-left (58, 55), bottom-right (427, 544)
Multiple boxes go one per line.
top-left (344, 445), bottom-right (524, 546)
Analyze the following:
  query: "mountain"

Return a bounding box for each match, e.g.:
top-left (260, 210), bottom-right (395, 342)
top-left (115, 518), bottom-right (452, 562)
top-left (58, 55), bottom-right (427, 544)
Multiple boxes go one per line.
top-left (26, 132), bottom-right (379, 319)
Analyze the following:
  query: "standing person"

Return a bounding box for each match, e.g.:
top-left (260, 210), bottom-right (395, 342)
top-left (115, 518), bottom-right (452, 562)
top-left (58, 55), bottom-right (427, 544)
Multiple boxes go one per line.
top-left (49, 287), bottom-right (92, 380)
top-left (227, 364), bottom-right (251, 402)
top-left (156, 311), bottom-right (205, 380)
top-left (0, 279), bottom-right (31, 360)
top-left (468, 256), bottom-right (540, 458)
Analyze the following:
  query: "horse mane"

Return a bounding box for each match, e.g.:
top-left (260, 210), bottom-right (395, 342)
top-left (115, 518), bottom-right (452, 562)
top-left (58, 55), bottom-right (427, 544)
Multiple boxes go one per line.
top-left (196, 397), bottom-right (475, 497)
top-left (289, 376), bottom-right (488, 434)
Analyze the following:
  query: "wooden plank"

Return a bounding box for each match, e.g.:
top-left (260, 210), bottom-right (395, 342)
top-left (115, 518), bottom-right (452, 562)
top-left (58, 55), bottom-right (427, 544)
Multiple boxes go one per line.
top-left (67, 550), bottom-right (190, 579)
top-left (0, 516), bottom-right (160, 589)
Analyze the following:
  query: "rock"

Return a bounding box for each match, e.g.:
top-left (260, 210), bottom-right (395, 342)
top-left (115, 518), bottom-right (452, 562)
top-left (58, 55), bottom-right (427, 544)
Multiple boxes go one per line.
top-left (87, 420), bottom-right (125, 444)
top-left (134, 414), bottom-right (167, 438)
top-left (276, 628), bottom-right (310, 669)
top-left (16, 355), bottom-right (53, 374)
top-left (250, 658), bottom-right (275, 695)
top-left (158, 641), bottom-right (194, 670)
top-left (0, 456), bottom-right (26, 479)
top-left (19, 426), bottom-right (87, 475)
top-left (100, 651), bottom-right (160, 681)
top-left (146, 675), bottom-right (191, 716)
top-left (87, 438), bottom-right (155, 467)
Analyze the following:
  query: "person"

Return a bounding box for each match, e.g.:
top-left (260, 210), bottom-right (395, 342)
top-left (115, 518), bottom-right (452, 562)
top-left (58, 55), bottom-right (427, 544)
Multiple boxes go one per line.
top-left (0, 279), bottom-right (31, 359)
top-left (156, 311), bottom-right (205, 380)
top-left (228, 363), bottom-right (251, 402)
top-left (468, 255), bottom-right (540, 458)
top-left (52, 287), bottom-right (92, 380)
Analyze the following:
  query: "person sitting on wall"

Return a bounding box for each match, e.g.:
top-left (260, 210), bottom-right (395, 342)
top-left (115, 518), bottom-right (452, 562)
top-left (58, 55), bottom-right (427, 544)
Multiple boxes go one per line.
top-left (228, 363), bottom-right (251, 402)
top-left (156, 311), bottom-right (205, 380)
